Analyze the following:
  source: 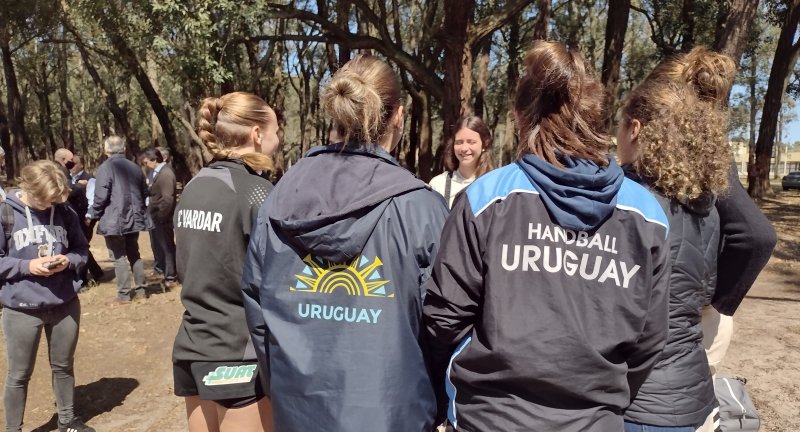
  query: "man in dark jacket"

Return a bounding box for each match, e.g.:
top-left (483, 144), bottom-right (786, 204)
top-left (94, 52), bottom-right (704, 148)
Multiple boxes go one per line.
top-left (139, 147), bottom-right (178, 289)
top-left (54, 148), bottom-right (90, 226)
top-left (68, 154), bottom-right (104, 283)
top-left (88, 136), bottom-right (150, 302)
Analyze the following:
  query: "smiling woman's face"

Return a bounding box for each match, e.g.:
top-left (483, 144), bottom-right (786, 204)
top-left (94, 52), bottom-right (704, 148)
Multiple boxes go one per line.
top-left (453, 127), bottom-right (483, 170)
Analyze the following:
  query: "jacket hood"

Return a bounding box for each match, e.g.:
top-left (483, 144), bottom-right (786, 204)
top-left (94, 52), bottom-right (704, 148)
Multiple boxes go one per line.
top-left (268, 143), bottom-right (428, 263)
top-left (622, 165), bottom-right (716, 216)
top-left (517, 154), bottom-right (624, 232)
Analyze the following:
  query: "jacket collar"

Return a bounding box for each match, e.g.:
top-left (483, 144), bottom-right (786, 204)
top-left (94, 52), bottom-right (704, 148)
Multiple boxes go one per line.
top-left (305, 142), bottom-right (400, 167)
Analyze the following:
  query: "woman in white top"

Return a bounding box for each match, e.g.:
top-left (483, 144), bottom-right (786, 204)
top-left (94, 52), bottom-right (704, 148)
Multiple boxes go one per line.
top-left (429, 115), bottom-right (495, 207)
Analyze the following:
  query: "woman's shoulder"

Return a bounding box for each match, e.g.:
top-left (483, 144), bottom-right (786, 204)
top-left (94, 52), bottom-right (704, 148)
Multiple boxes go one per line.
top-left (428, 171), bottom-right (450, 192)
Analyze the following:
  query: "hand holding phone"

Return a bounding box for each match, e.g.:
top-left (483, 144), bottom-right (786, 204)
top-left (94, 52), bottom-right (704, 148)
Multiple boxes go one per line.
top-left (43, 259), bottom-right (64, 270)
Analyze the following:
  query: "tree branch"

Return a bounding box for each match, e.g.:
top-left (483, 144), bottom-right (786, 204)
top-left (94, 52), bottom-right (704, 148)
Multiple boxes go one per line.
top-left (265, 4), bottom-right (444, 100)
top-left (469, 0), bottom-right (532, 47)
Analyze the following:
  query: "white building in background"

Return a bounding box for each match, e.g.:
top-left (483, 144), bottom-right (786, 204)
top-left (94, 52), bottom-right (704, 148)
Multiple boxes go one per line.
top-left (731, 141), bottom-right (800, 176)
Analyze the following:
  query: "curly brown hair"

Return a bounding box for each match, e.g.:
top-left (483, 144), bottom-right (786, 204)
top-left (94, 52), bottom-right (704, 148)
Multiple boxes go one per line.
top-left (622, 81), bottom-right (730, 201)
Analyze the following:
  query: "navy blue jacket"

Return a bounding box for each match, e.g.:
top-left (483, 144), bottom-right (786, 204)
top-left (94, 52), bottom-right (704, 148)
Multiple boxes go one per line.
top-left (0, 191), bottom-right (88, 309)
top-left (424, 155), bottom-right (671, 432)
top-left (242, 143), bottom-right (448, 432)
top-left (89, 153), bottom-right (150, 236)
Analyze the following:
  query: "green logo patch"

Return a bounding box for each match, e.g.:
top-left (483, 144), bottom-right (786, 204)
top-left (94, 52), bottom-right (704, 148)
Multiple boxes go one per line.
top-left (201, 364), bottom-right (257, 386)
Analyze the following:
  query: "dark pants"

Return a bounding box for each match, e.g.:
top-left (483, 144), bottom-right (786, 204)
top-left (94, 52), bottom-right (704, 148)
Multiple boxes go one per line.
top-left (81, 221), bottom-right (103, 280)
top-left (152, 222), bottom-right (177, 281)
top-left (104, 233), bottom-right (146, 300)
top-left (149, 228), bottom-right (164, 274)
top-left (2, 299), bottom-right (81, 431)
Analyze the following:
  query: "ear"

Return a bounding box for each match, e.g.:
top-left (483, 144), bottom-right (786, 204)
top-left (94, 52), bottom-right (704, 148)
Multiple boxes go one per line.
top-left (251, 125), bottom-right (262, 148)
top-left (392, 105), bottom-right (404, 129)
top-left (629, 119), bottom-right (641, 143)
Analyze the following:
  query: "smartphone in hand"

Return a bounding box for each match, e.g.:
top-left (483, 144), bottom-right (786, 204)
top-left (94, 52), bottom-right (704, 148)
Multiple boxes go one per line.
top-left (43, 258), bottom-right (65, 270)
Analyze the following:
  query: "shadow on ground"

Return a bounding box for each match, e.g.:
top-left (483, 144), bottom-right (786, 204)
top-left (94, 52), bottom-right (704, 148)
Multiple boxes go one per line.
top-left (31, 377), bottom-right (139, 432)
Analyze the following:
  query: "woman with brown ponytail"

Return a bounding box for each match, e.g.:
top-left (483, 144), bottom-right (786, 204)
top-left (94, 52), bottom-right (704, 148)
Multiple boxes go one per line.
top-left (172, 92), bottom-right (278, 432)
top-left (617, 48), bottom-right (739, 432)
top-left (423, 41), bottom-right (671, 431)
top-left (241, 54), bottom-right (448, 431)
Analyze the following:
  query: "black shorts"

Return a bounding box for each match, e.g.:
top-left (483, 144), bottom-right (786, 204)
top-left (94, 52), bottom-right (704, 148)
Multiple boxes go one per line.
top-left (173, 360), bottom-right (265, 409)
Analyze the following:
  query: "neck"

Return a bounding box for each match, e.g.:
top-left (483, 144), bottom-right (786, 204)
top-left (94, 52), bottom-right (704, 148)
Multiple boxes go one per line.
top-left (229, 143), bottom-right (256, 158)
top-left (377, 134), bottom-right (394, 152)
top-left (457, 164), bottom-right (477, 179)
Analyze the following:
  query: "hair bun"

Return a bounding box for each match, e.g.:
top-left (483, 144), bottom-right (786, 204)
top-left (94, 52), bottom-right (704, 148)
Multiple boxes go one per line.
top-left (682, 47), bottom-right (736, 105)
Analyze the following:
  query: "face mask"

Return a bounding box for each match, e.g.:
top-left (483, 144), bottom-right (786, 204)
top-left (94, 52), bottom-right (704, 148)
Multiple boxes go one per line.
top-left (65, 160), bottom-right (76, 170)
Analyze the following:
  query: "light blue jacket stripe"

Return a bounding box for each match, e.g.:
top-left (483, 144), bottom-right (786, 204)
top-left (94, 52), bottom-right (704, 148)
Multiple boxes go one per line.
top-left (466, 164), bottom-right (538, 217)
top-left (615, 178), bottom-right (670, 237)
top-left (446, 335), bottom-right (473, 428)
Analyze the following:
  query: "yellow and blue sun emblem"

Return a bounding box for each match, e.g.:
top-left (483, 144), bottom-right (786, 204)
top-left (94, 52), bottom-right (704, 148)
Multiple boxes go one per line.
top-left (291, 255), bottom-right (394, 298)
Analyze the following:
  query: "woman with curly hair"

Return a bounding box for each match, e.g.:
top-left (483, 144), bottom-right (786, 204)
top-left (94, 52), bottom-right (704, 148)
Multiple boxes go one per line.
top-left (617, 47), bottom-right (736, 432)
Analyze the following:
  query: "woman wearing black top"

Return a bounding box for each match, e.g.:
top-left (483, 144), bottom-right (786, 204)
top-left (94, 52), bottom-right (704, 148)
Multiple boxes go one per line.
top-left (172, 92), bottom-right (278, 432)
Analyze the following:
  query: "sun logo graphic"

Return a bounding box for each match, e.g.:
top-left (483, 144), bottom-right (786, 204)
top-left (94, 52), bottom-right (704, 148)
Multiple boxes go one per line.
top-left (291, 254), bottom-right (393, 298)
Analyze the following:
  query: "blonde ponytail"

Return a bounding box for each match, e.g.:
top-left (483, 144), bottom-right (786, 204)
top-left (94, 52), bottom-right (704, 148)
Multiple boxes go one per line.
top-left (196, 92), bottom-right (276, 172)
top-left (321, 55), bottom-right (401, 145)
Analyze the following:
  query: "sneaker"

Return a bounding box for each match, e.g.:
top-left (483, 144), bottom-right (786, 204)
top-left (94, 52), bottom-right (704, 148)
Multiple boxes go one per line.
top-left (161, 279), bottom-right (179, 292)
top-left (58, 417), bottom-right (95, 432)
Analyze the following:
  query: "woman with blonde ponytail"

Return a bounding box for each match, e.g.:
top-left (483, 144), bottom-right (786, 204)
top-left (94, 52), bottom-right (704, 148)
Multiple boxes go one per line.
top-left (172, 91), bottom-right (278, 432)
top-left (241, 54), bottom-right (448, 431)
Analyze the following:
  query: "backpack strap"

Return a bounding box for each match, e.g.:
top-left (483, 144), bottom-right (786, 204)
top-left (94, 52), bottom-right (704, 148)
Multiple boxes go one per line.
top-left (0, 189), bottom-right (13, 243)
top-left (444, 171), bottom-right (453, 206)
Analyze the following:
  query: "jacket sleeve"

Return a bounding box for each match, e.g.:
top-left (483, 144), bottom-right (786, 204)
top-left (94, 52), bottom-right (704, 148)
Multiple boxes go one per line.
top-left (0, 205), bottom-right (31, 280)
top-left (90, 164), bottom-right (111, 220)
top-left (62, 205), bottom-right (89, 273)
top-left (149, 168), bottom-right (177, 223)
top-left (712, 164), bottom-right (777, 315)
top-left (241, 198), bottom-right (271, 396)
top-left (625, 233), bottom-right (670, 401)
top-left (423, 194), bottom-right (484, 415)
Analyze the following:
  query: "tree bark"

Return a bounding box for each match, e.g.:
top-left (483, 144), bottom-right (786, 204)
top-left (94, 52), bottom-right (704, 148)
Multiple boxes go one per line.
top-left (416, 91), bottom-right (434, 182)
top-left (99, 18), bottom-right (185, 176)
top-left (35, 59), bottom-right (58, 157)
top-left (473, 39), bottom-right (491, 118)
top-left (0, 101), bottom-right (10, 178)
top-left (57, 32), bottom-right (75, 151)
top-left (601, 0), bottom-right (630, 131)
top-left (0, 25), bottom-right (30, 179)
top-left (747, 54), bottom-right (757, 173)
top-left (748, 0), bottom-right (800, 198)
top-left (502, 15), bottom-right (521, 165)
top-left (714, 0), bottom-right (761, 64)
top-left (441, 0), bottom-right (475, 169)
top-left (533, 0), bottom-right (550, 40)
top-left (63, 11), bottom-right (139, 154)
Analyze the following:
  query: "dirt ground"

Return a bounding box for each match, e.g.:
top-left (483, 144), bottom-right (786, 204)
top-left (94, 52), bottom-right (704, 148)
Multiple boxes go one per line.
top-left (0, 188), bottom-right (799, 432)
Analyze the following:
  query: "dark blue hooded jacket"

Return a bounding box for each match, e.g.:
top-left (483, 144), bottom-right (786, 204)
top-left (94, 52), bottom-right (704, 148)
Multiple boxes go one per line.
top-left (423, 154), bottom-right (671, 432)
top-left (0, 190), bottom-right (88, 309)
top-left (242, 143), bottom-right (448, 432)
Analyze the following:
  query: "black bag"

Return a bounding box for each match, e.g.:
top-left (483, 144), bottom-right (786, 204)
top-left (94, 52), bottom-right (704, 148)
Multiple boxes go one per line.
top-left (715, 374), bottom-right (760, 431)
